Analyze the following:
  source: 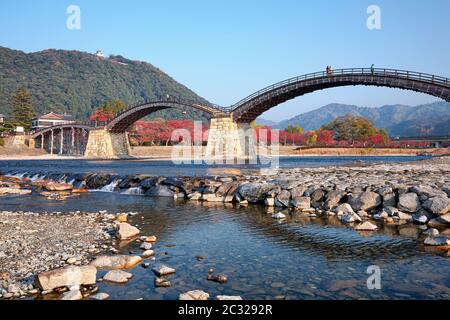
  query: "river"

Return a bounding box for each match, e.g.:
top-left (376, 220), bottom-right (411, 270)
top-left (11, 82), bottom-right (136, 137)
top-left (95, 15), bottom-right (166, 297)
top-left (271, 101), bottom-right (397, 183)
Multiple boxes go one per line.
top-left (1, 155), bottom-right (449, 300)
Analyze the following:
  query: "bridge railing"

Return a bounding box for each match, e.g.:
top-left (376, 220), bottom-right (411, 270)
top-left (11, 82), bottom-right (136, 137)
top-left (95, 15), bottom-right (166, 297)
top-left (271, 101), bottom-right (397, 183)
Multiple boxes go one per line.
top-left (106, 97), bottom-right (226, 124)
top-left (229, 68), bottom-right (450, 111)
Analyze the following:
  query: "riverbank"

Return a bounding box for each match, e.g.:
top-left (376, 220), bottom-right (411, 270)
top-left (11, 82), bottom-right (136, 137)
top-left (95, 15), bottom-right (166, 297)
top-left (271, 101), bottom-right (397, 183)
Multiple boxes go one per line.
top-left (0, 210), bottom-right (117, 298)
top-left (1, 145), bottom-right (449, 160)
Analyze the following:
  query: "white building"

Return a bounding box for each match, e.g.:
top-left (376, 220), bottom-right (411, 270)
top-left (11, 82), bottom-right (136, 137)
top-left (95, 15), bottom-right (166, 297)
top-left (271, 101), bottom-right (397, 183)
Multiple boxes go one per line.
top-left (31, 112), bottom-right (75, 131)
top-left (95, 50), bottom-right (105, 59)
top-left (0, 114), bottom-right (5, 124)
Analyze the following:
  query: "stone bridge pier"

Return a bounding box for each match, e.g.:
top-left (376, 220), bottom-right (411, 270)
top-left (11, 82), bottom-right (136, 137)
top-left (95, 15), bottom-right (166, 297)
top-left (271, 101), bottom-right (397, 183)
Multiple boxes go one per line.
top-left (84, 129), bottom-right (131, 159)
top-left (204, 116), bottom-right (257, 162)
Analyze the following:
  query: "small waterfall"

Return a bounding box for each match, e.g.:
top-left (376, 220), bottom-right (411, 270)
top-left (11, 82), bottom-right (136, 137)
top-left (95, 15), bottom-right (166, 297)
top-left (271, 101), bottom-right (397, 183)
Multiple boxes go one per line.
top-left (95, 178), bottom-right (121, 192)
top-left (121, 187), bottom-right (144, 195)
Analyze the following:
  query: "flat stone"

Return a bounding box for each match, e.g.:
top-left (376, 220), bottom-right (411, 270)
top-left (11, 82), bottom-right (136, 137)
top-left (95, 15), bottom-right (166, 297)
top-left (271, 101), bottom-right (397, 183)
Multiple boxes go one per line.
top-left (103, 270), bottom-right (133, 284)
top-left (272, 212), bottom-right (286, 219)
top-left (90, 292), bottom-right (110, 300)
top-left (60, 289), bottom-right (82, 300)
top-left (179, 290), bottom-right (210, 300)
top-left (91, 255), bottom-right (142, 270)
top-left (116, 223), bottom-right (140, 240)
top-left (141, 250), bottom-right (155, 258)
top-left (154, 277), bottom-right (171, 287)
top-left (217, 295), bottom-right (243, 300)
top-left (153, 265), bottom-right (176, 276)
top-left (36, 265), bottom-right (97, 291)
top-left (355, 221), bottom-right (378, 231)
top-left (424, 235), bottom-right (450, 247)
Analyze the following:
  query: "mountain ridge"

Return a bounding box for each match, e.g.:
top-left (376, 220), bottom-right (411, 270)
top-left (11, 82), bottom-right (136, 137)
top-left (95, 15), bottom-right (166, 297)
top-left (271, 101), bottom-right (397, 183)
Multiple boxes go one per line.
top-left (0, 46), bottom-right (210, 121)
top-left (258, 102), bottom-right (450, 136)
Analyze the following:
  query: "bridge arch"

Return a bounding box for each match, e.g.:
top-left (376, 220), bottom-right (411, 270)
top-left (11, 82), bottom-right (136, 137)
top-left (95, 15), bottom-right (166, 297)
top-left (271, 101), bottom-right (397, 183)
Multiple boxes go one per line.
top-left (230, 68), bottom-right (450, 123)
top-left (106, 100), bottom-right (225, 133)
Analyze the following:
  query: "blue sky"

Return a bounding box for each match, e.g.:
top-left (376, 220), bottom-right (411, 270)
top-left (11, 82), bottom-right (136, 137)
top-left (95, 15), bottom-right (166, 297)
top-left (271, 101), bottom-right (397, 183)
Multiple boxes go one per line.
top-left (1, 0), bottom-right (449, 121)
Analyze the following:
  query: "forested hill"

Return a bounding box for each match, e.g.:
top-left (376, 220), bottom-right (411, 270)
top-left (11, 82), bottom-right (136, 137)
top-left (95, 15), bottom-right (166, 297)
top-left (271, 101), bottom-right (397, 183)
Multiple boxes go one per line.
top-left (0, 46), bottom-right (210, 121)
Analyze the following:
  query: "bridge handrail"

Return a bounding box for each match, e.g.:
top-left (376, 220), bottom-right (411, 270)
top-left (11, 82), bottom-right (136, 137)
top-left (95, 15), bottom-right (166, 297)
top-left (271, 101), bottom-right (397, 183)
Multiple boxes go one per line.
top-left (229, 68), bottom-right (450, 111)
top-left (31, 121), bottom-right (107, 135)
top-left (108, 97), bottom-right (226, 123)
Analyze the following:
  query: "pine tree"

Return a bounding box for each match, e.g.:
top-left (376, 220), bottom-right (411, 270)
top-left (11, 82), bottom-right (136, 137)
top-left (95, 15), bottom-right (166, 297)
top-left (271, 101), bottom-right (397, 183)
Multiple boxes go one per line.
top-left (10, 86), bottom-right (35, 128)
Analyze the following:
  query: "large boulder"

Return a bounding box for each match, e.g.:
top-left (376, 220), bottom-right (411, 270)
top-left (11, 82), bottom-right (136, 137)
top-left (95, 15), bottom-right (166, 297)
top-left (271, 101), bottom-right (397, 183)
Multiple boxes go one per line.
top-left (145, 185), bottom-right (175, 197)
top-left (91, 255), bottom-right (142, 270)
top-left (423, 197), bottom-right (450, 216)
top-left (398, 193), bottom-right (421, 213)
top-left (36, 266), bottom-right (97, 291)
top-left (410, 185), bottom-right (448, 202)
top-left (116, 223), bottom-right (140, 240)
top-left (382, 193), bottom-right (397, 207)
top-left (324, 191), bottom-right (346, 210)
top-left (348, 192), bottom-right (381, 212)
top-left (238, 183), bottom-right (280, 203)
top-left (291, 196), bottom-right (311, 210)
top-left (86, 174), bottom-right (112, 189)
top-left (275, 190), bottom-right (291, 207)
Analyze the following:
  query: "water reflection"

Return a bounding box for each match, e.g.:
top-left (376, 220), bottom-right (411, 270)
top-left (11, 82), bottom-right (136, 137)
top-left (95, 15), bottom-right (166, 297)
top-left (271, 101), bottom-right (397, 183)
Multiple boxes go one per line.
top-left (0, 192), bottom-right (449, 300)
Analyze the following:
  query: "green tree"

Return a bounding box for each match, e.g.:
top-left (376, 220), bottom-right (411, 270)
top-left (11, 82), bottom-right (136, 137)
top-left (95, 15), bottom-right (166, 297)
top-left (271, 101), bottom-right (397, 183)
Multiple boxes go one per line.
top-left (10, 86), bottom-right (35, 129)
top-left (321, 115), bottom-right (378, 145)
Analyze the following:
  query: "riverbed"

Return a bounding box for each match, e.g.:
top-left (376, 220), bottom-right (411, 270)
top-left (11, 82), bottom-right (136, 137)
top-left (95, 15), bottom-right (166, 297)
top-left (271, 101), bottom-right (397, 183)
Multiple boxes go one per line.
top-left (0, 156), bottom-right (449, 300)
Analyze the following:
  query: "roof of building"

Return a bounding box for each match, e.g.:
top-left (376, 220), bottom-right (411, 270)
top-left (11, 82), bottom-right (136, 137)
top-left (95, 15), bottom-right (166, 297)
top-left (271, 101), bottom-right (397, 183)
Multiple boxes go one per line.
top-left (0, 114), bottom-right (6, 118)
top-left (33, 112), bottom-right (74, 121)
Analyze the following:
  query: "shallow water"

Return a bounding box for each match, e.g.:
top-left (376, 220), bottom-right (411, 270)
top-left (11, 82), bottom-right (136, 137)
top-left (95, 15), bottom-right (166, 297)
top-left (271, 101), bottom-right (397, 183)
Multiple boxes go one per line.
top-left (0, 155), bottom-right (429, 176)
top-left (1, 192), bottom-right (449, 300)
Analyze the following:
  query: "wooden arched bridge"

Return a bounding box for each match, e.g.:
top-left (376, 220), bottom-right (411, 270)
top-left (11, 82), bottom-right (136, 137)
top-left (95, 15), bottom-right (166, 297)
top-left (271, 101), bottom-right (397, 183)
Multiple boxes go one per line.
top-left (30, 67), bottom-right (450, 158)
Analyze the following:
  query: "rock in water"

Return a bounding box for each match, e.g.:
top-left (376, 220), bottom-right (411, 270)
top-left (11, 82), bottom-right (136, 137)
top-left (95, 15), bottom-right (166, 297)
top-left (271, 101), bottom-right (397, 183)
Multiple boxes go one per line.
top-left (179, 290), bottom-right (210, 300)
top-left (348, 192), bottom-right (381, 211)
top-left (272, 212), bottom-right (286, 219)
top-left (398, 193), bottom-right (421, 213)
top-left (217, 295), bottom-right (243, 300)
top-left (44, 182), bottom-right (73, 191)
top-left (424, 235), bottom-right (450, 247)
top-left (423, 197), bottom-right (450, 216)
top-left (154, 277), bottom-right (171, 287)
top-left (207, 274), bottom-right (228, 284)
top-left (90, 292), bottom-right (110, 300)
top-left (275, 190), bottom-right (291, 207)
top-left (103, 270), bottom-right (133, 284)
top-left (60, 289), bottom-right (82, 300)
top-left (91, 255), bottom-right (142, 270)
top-left (36, 265), bottom-right (97, 291)
top-left (140, 242), bottom-right (152, 250)
top-left (355, 221), bottom-right (378, 231)
top-left (116, 223), bottom-right (140, 240)
top-left (291, 197), bottom-right (311, 210)
top-left (141, 250), bottom-right (155, 258)
top-left (153, 265), bottom-right (176, 276)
